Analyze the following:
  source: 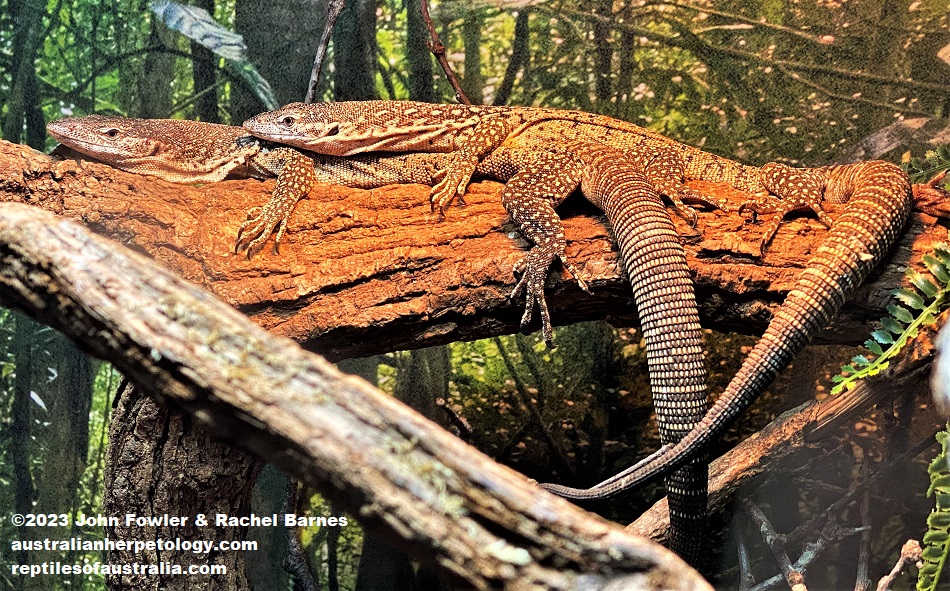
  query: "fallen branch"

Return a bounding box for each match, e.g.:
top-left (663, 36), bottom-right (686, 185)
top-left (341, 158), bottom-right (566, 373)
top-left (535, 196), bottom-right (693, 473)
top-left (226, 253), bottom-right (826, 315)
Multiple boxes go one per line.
top-left (0, 139), bottom-right (944, 360)
top-left (0, 203), bottom-right (708, 590)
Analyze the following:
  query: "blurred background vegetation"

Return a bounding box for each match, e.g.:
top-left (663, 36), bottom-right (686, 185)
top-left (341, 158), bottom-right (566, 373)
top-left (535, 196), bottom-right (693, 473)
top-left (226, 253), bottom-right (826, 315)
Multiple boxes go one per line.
top-left (0, 0), bottom-right (949, 589)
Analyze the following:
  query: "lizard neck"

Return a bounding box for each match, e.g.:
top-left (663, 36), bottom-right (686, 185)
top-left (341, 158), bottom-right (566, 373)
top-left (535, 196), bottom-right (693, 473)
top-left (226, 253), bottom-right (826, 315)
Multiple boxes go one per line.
top-left (246, 101), bottom-right (512, 156)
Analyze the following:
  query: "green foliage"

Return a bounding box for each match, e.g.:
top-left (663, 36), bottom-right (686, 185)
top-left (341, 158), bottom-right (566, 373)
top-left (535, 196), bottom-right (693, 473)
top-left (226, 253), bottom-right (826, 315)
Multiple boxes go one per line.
top-left (919, 430), bottom-right (950, 591)
top-left (905, 148), bottom-right (950, 186)
top-left (831, 239), bottom-right (950, 395)
top-left (149, 0), bottom-right (277, 109)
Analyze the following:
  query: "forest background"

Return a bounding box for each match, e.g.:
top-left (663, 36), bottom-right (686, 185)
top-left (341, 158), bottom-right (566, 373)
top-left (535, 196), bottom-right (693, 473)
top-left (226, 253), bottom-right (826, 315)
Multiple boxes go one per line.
top-left (0, 0), bottom-right (949, 589)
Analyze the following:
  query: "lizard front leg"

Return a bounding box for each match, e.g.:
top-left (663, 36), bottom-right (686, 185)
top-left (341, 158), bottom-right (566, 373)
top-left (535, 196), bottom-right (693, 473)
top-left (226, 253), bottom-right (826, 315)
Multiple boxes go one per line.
top-left (490, 148), bottom-right (590, 344)
top-left (236, 146), bottom-right (317, 256)
top-left (235, 150), bottom-right (451, 256)
top-left (430, 114), bottom-right (520, 214)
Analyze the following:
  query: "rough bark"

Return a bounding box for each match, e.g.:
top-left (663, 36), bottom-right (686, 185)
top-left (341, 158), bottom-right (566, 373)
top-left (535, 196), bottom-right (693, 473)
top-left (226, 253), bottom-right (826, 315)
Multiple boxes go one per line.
top-left (0, 139), bottom-right (941, 361)
top-left (0, 203), bottom-right (709, 590)
top-left (105, 382), bottom-right (260, 590)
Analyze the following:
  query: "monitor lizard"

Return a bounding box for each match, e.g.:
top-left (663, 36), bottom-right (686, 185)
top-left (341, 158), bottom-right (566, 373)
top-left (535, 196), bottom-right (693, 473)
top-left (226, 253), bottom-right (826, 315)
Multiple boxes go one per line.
top-left (245, 103), bottom-right (725, 561)
top-left (46, 116), bottom-right (449, 255)
top-left (243, 101), bottom-right (914, 506)
top-left (47, 113), bottom-right (714, 561)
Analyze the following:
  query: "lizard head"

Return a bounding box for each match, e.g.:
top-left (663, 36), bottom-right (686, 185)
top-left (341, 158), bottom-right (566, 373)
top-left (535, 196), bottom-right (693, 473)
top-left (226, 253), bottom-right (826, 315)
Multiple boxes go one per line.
top-left (47, 115), bottom-right (258, 182)
top-left (243, 101), bottom-right (466, 156)
top-left (47, 115), bottom-right (152, 161)
top-left (243, 103), bottom-right (349, 154)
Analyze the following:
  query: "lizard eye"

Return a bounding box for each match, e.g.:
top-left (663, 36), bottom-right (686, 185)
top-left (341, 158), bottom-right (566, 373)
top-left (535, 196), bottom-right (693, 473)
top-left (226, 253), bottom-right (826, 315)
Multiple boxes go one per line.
top-left (101, 128), bottom-right (120, 138)
top-left (280, 116), bottom-right (295, 127)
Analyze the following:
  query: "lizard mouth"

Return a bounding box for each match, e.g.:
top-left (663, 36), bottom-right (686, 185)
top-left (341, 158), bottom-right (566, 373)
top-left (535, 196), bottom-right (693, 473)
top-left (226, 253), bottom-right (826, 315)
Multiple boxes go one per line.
top-left (46, 128), bottom-right (100, 157)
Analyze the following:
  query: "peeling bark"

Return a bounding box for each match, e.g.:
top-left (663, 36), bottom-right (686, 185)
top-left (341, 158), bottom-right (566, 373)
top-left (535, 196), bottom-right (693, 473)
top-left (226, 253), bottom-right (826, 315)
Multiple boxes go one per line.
top-left (0, 140), bottom-right (943, 360)
top-left (0, 203), bottom-right (709, 590)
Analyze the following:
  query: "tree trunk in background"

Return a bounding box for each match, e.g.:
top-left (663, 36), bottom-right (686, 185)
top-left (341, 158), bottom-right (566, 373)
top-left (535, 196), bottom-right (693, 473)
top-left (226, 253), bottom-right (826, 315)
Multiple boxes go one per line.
top-left (492, 9), bottom-right (530, 106)
top-left (351, 350), bottom-right (449, 591)
top-left (10, 315), bottom-right (37, 591)
top-left (393, 347), bottom-right (451, 423)
top-left (394, 348), bottom-right (451, 590)
top-left (461, 12), bottom-right (484, 104)
top-left (341, 357), bottom-right (414, 591)
top-left (33, 332), bottom-right (94, 527)
top-left (591, 0), bottom-right (613, 105)
top-left (405, 0), bottom-right (435, 103)
top-left (4, 318), bottom-right (94, 591)
top-left (191, 0), bottom-right (220, 122)
top-left (138, 20), bottom-right (177, 118)
top-left (333, 0), bottom-right (379, 100)
top-left (615, 1), bottom-right (637, 110)
top-left (104, 383), bottom-right (261, 591)
top-left (2, 0), bottom-right (46, 148)
top-left (246, 466), bottom-right (291, 590)
top-left (232, 0), bottom-right (322, 121)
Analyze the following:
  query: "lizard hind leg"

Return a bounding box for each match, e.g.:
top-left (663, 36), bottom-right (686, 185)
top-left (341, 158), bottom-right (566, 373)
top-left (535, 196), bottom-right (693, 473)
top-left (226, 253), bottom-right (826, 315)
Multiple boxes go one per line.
top-left (501, 151), bottom-right (588, 345)
top-left (738, 162), bottom-right (832, 255)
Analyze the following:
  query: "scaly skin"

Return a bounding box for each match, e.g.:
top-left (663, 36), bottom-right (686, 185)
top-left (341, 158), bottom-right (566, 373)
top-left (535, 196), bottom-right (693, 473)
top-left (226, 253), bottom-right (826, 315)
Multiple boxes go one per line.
top-left (244, 100), bottom-right (914, 553)
top-left (46, 116), bottom-right (449, 254)
top-left (247, 103), bottom-right (714, 561)
top-left (538, 161), bottom-right (912, 499)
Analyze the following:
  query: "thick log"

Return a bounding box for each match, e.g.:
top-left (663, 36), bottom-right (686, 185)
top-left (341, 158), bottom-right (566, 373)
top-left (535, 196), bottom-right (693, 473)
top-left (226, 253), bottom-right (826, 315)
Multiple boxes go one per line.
top-left (0, 203), bottom-right (708, 590)
top-left (0, 140), bottom-right (943, 359)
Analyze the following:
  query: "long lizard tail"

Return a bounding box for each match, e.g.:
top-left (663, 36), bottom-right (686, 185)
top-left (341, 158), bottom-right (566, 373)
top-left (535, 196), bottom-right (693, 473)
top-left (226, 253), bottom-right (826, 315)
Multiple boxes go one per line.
top-left (542, 160), bottom-right (912, 500)
top-left (578, 143), bottom-right (709, 562)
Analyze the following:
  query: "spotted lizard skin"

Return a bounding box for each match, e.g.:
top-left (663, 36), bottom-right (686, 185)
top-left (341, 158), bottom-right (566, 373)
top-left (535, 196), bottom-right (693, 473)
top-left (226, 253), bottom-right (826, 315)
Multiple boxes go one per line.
top-left (46, 116), bottom-right (449, 254)
top-left (247, 103), bottom-right (718, 560)
top-left (245, 101), bottom-right (914, 558)
top-left (538, 160), bottom-right (913, 500)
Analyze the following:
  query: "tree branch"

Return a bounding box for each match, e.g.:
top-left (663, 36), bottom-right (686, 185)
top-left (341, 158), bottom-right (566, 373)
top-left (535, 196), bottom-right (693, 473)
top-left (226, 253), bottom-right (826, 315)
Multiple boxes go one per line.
top-left (1, 140), bottom-right (943, 361)
top-left (0, 202), bottom-right (708, 590)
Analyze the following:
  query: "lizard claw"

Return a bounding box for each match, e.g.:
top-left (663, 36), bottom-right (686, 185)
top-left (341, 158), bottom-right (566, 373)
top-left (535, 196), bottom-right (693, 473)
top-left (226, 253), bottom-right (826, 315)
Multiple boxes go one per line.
top-left (509, 247), bottom-right (564, 346)
top-left (430, 155), bottom-right (479, 214)
top-left (234, 191), bottom-right (298, 258)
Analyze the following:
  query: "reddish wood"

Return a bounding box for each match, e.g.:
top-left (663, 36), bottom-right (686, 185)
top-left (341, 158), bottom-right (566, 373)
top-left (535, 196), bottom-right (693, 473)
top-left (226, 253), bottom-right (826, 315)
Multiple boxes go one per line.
top-left (1, 140), bottom-right (943, 359)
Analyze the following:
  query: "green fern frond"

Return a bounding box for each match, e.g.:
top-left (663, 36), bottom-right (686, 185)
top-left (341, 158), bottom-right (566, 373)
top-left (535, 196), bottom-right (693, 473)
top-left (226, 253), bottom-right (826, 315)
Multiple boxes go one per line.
top-left (918, 430), bottom-right (950, 591)
top-left (831, 240), bottom-right (950, 395)
top-left (904, 147), bottom-right (950, 185)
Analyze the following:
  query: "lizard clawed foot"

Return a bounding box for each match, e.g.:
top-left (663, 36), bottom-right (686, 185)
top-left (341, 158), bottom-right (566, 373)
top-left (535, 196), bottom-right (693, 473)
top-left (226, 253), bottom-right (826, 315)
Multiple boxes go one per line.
top-left (743, 162), bottom-right (833, 254)
top-left (667, 187), bottom-right (729, 227)
top-left (509, 245), bottom-right (589, 346)
top-left (429, 155), bottom-right (479, 213)
top-left (234, 193), bottom-right (298, 258)
top-left (736, 198), bottom-right (780, 256)
top-left (738, 195), bottom-right (833, 256)
top-left (510, 272), bottom-right (554, 347)
top-left (681, 186), bottom-right (728, 213)
top-left (510, 251), bottom-right (555, 346)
